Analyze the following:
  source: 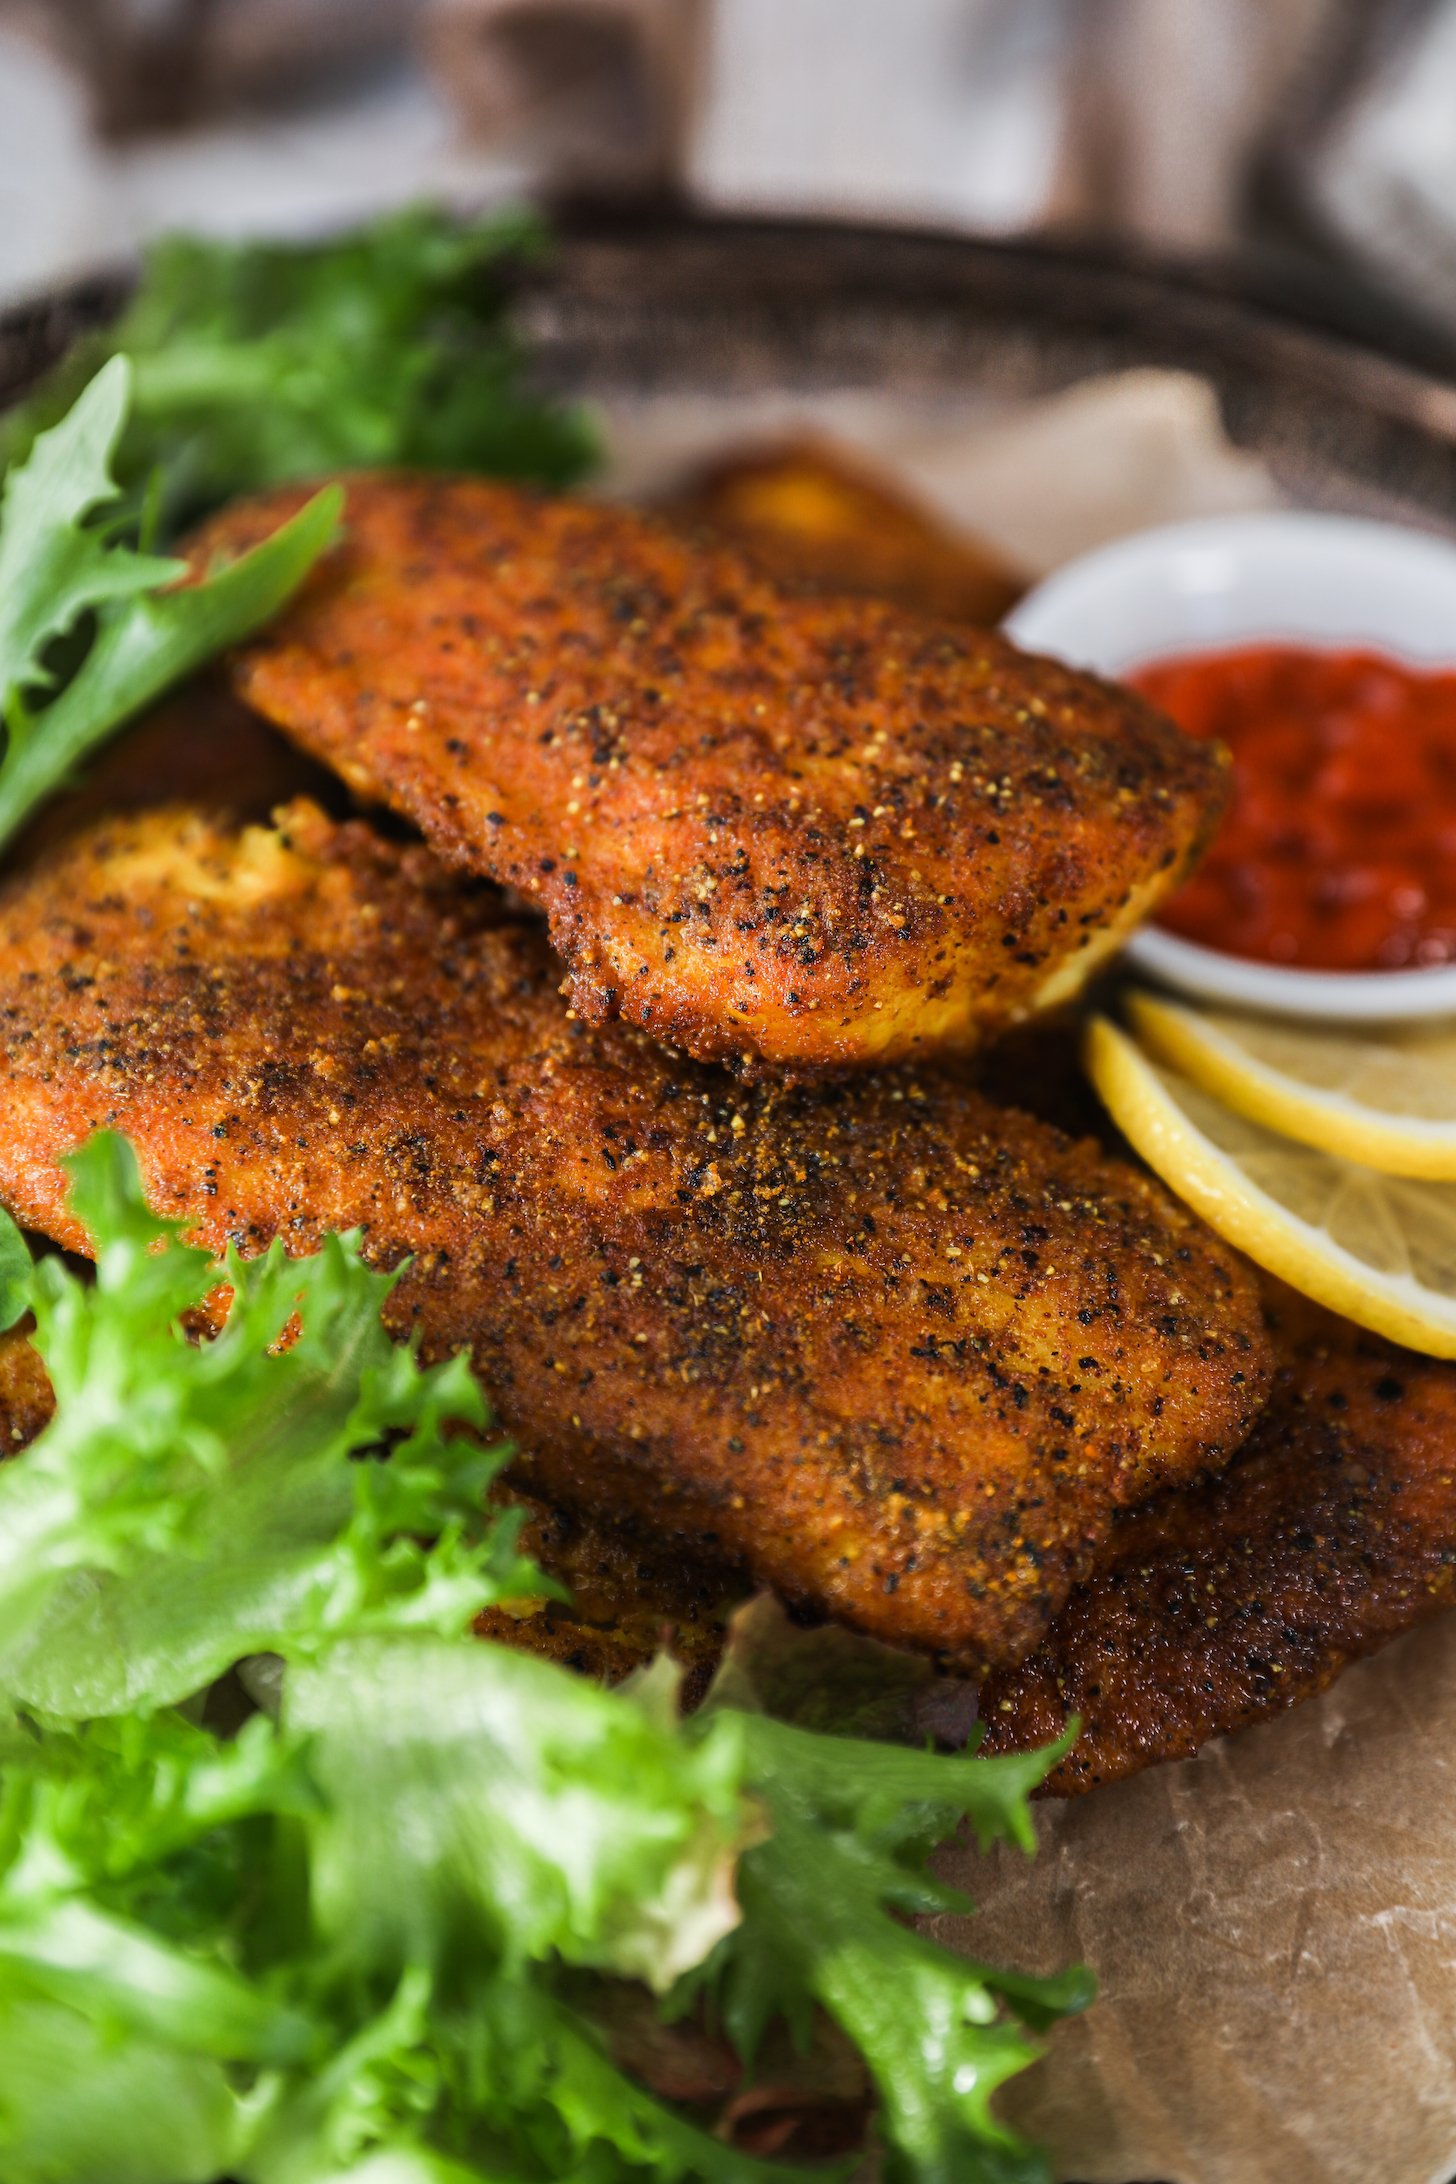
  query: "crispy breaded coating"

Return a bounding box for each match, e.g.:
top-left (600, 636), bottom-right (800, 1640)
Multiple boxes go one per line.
top-left (474, 1495), bottom-right (740, 1706)
top-left (0, 1326), bottom-right (55, 1455)
top-left (0, 801), bottom-right (1267, 1670)
top-left (980, 1277), bottom-right (1456, 1790)
top-left (664, 438), bottom-right (1023, 624)
top-left (193, 474), bottom-right (1226, 1077)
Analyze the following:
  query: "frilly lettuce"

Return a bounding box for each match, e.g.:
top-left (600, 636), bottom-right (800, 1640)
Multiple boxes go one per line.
top-left (0, 1138), bottom-right (1089, 2183)
top-left (0, 206), bottom-right (597, 534)
top-left (0, 353), bottom-right (337, 857)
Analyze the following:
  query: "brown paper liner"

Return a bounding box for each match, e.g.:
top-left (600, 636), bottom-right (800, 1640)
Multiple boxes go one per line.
top-left (935, 1615), bottom-right (1456, 2184)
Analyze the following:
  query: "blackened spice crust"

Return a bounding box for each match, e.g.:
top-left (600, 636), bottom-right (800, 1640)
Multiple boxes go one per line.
top-left (0, 799), bottom-right (1267, 1673)
top-left (193, 473), bottom-right (1226, 1077)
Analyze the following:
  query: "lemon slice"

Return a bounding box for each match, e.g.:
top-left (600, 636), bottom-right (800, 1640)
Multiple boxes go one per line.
top-left (1127, 991), bottom-right (1456, 1180)
top-left (1087, 1014), bottom-right (1456, 1356)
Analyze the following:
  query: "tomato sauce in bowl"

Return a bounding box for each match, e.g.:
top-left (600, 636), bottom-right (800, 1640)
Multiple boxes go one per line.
top-left (1131, 645), bottom-right (1456, 973)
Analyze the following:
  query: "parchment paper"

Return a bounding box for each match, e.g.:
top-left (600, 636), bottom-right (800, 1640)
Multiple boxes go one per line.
top-left (596, 367), bottom-right (1281, 576)
top-left (939, 1617), bottom-right (1456, 2184)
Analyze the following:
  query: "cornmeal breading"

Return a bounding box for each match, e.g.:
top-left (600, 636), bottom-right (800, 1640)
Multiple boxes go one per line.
top-left (192, 474), bottom-right (1226, 1076)
top-left (663, 438), bottom-right (1023, 624)
top-left (981, 1277), bottom-right (1456, 1789)
top-left (0, 1326), bottom-right (55, 1455)
top-left (472, 1496), bottom-right (740, 1708)
top-left (0, 800), bottom-right (1266, 1671)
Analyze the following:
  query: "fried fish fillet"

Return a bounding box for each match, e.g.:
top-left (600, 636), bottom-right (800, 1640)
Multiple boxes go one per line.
top-left (472, 1497), bottom-right (740, 1706)
top-left (495, 1282), bottom-right (1456, 1753)
top-left (193, 475), bottom-right (1226, 1077)
top-left (980, 1277), bottom-right (1456, 1790)
top-left (0, 800), bottom-right (1266, 1670)
top-left (664, 437), bottom-right (1023, 624)
top-left (0, 1325), bottom-right (55, 1455)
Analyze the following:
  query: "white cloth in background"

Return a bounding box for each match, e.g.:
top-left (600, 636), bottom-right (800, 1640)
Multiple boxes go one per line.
top-left (0, 0), bottom-right (1448, 313)
top-left (687, 0), bottom-right (1080, 234)
top-left (686, 0), bottom-right (1349, 249)
top-left (113, 69), bottom-right (528, 249)
top-left (428, 0), bottom-right (1348, 251)
top-left (0, 10), bottom-right (523, 307)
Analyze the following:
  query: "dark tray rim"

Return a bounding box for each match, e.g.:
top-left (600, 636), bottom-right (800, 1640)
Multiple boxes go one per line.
top-left (525, 206), bottom-right (1456, 439)
top-left (4, 205), bottom-right (1456, 444)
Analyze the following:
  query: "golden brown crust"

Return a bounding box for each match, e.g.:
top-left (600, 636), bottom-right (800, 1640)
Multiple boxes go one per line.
top-left (0, 1326), bottom-right (54, 1455)
top-left (663, 438), bottom-right (1024, 625)
top-left (0, 800), bottom-right (1267, 1670)
top-left (192, 474), bottom-right (1226, 1077)
top-left (980, 1277), bottom-right (1456, 1790)
top-left (474, 1493), bottom-right (740, 1706)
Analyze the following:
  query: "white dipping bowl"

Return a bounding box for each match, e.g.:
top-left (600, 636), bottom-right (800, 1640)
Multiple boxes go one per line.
top-left (1004, 511), bottom-right (1456, 1022)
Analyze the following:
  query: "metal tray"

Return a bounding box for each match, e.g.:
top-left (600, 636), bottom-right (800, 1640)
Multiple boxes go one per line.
top-left (4, 212), bottom-right (1456, 531)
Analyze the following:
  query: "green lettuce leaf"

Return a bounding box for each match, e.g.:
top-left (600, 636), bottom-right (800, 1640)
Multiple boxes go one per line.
top-left (0, 206), bottom-right (597, 534)
top-left (0, 1135), bottom-right (537, 1714)
top-left (0, 1709), bottom-right (311, 2182)
top-left (0, 355), bottom-right (338, 857)
top-left (0, 354), bottom-right (176, 704)
top-left (0, 1991), bottom-right (247, 2184)
top-left (0, 1204), bottom-right (32, 1334)
top-left (695, 1601), bottom-right (1090, 2179)
top-left (0, 1134), bottom-right (1088, 2183)
top-left (243, 1966), bottom-right (811, 2184)
top-left (287, 1644), bottom-right (749, 1994)
top-left (704, 1715), bottom-right (1093, 2184)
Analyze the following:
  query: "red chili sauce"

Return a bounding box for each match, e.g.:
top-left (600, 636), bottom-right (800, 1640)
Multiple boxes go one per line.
top-left (1130, 644), bottom-right (1456, 972)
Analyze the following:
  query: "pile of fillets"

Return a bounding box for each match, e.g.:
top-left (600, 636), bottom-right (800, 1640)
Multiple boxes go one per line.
top-left (0, 471), bottom-right (1447, 1796)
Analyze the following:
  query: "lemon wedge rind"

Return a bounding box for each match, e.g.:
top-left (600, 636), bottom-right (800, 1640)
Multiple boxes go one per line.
top-left (1086, 1014), bottom-right (1456, 1358)
top-left (1126, 990), bottom-right (1456, 1181)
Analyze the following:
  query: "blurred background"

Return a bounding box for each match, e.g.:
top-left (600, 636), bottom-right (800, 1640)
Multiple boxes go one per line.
top-left (2, 0), bottom-right (1456, 370)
